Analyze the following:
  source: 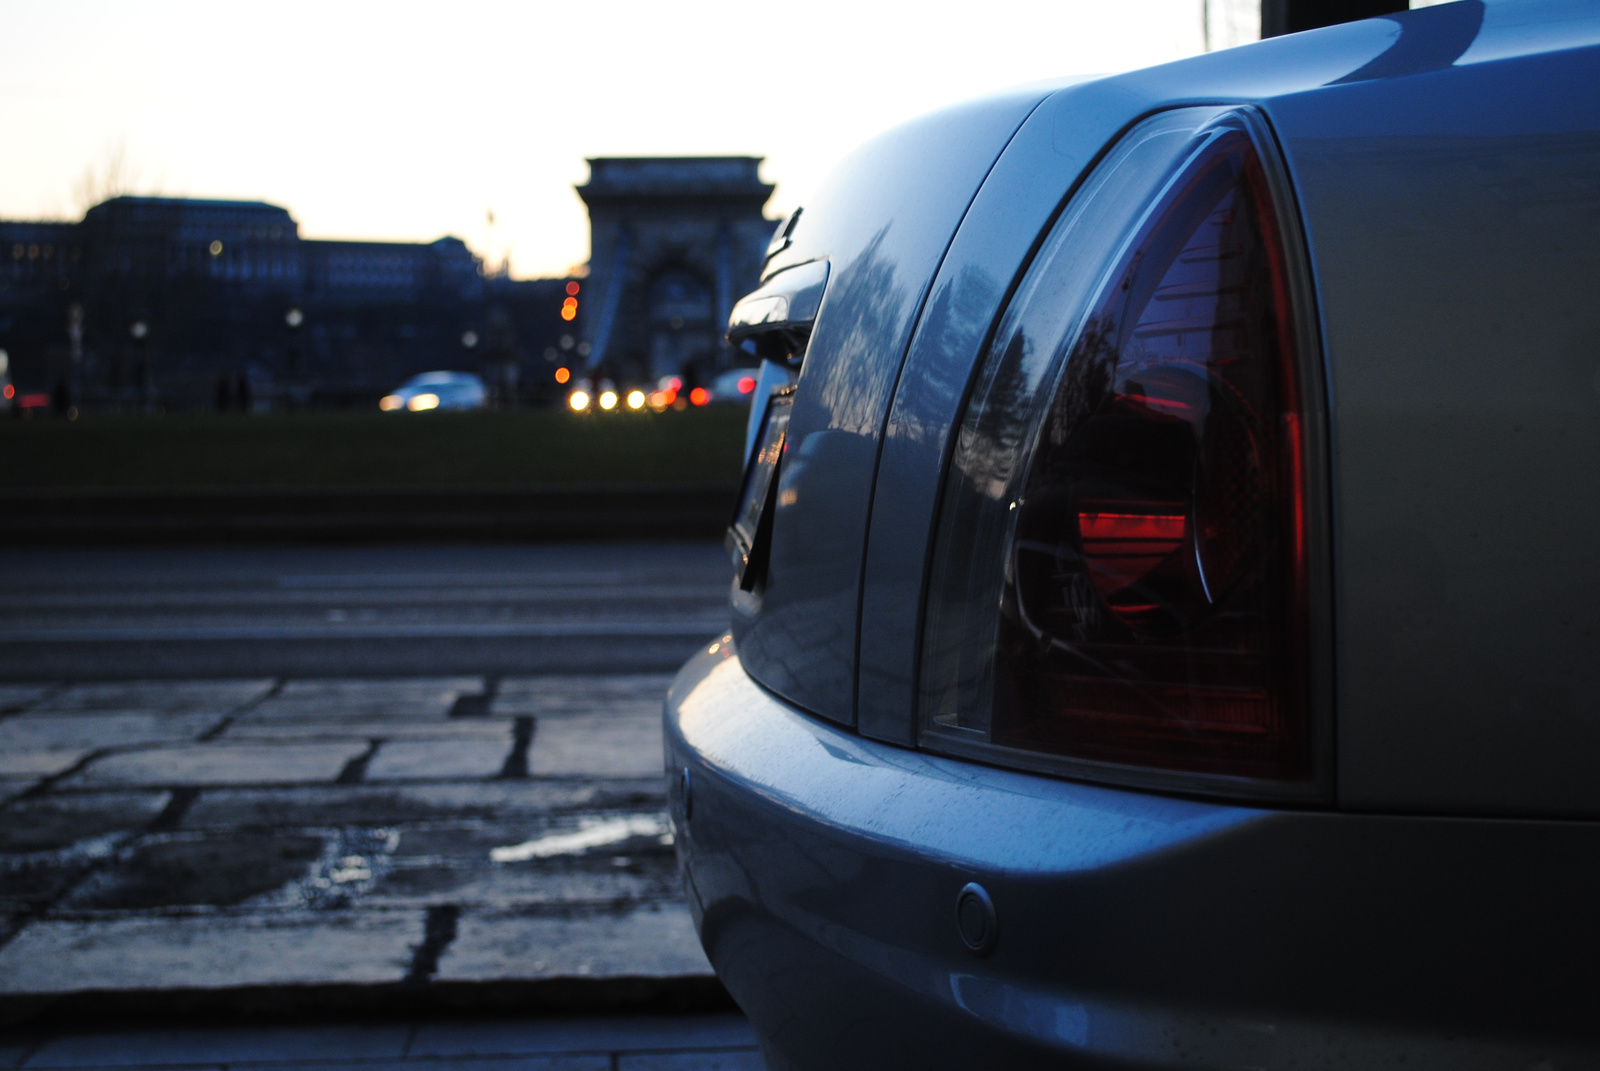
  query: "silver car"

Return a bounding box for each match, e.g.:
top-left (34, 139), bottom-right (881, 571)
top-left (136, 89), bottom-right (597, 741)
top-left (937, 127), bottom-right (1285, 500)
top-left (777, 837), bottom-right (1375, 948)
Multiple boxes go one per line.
top-left (668, 2), bottom-right (1600, 1067)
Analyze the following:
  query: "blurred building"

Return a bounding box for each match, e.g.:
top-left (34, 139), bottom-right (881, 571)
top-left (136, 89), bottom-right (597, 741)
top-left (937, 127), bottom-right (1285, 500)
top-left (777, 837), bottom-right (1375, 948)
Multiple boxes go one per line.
top-left (0, 197), bottom-right (575, 410)
top-left (577, 157), bottom-right (777, 388)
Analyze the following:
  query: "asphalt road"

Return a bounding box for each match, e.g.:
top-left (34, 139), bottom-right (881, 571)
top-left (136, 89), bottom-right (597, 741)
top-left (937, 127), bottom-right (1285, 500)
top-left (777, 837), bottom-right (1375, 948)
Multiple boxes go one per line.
top-left (0, 543), bottom-right (732, 679)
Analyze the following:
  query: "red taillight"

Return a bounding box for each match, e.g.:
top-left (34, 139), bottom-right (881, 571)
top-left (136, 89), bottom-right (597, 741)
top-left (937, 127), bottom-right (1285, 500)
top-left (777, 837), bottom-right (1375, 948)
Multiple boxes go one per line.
top-left (998, 118), bottom-right (1307, 780)
top-left (689, 387), bottom-right (710, 406)
top-left (737, 376), bottom-right (756, 394)
top-left (920, 107), bottom-right (1320, 796)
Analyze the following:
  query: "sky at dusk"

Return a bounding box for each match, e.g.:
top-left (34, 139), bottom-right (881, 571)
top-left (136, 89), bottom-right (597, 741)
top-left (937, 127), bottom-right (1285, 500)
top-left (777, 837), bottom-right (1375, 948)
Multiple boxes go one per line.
top-left (2, 1), bottom-right (1233, 278)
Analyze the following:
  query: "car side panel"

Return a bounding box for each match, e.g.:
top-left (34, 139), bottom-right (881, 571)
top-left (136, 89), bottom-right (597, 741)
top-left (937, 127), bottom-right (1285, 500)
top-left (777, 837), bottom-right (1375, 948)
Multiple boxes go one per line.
top-left (732, 90), bottom-right (1050, 726)
top-left (857, 84), bottom-right (1138, 745)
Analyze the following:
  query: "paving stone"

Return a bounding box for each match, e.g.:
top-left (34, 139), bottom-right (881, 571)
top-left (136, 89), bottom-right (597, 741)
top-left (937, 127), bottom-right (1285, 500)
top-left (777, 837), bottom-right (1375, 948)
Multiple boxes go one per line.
top-left (0, 748), bottom-right (89, 778)
top-left (180, 781), bottom-right (666, 831)
top-left (436, 901), bottom-right (711, 982)
top-left (37, 681), bottom-right (273, 715)
top-left (254, 678), bottom-right (483, 720)
top-left (494, 675), bottom-right (672, 718)
top-left (0, 911), bottom-right (421, 993)
top-left (0, 682), bottom-right (54, 713)
top-left (0, 791), bottom-right (170, 853)
top-left (222, 717), bottom-right (510, 741)
top-left (529, 714), bottom-right (665, 779)
top-left (25, 1022), bottom-right (411, 1067)
top-left (365, 737), bottom-right (513, 781)
top-left (411, 1013), bottom-right (758, 1058)
top-left (0, 712), bottom-right (220, 752)
top-left (618, 1053), bottom-right (766, 1071)
top-left (63, 831), bottom-right (323, 910)
top-left (64, 741), bottom-right (370, 788)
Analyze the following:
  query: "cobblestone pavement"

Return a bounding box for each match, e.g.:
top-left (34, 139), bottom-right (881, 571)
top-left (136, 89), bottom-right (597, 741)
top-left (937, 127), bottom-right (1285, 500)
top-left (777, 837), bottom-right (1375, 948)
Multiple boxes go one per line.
top-left (0, 671), bottom-right (713, 1000)
top-left (0, 1013), bottom-right (763, 1070)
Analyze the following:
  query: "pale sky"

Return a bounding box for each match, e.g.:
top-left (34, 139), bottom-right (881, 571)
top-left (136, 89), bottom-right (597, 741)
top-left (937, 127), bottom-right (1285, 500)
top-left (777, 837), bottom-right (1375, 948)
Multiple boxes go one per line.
top-left (1, 1), bottom-right (1221, 279)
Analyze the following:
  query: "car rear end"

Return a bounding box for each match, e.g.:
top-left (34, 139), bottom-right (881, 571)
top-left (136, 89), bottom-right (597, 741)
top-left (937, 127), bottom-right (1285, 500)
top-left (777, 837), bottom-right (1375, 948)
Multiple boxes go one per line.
top-left (667, 4), bottom-right (1600, 1067)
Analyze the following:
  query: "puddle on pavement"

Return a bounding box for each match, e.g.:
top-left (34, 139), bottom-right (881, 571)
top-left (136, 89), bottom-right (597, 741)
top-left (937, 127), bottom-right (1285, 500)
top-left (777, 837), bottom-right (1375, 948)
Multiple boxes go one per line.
top-left (285, 827), bottom-right (400, 909)
top-left (0, 834), bottom-right (122, 908)
top-left (64, 832), bottom-right (323, 910)
top-left (490, 813), bottom-right (673, 863)
top-left (180, 783), bottom-right (666, 831)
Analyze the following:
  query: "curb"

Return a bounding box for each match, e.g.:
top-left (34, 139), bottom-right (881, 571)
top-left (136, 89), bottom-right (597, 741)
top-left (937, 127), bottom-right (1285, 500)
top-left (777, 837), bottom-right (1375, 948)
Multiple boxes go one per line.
top-left (0, 486), bottom-right (738, 545)
top-left (0, 976), bottom-right (737, 1032)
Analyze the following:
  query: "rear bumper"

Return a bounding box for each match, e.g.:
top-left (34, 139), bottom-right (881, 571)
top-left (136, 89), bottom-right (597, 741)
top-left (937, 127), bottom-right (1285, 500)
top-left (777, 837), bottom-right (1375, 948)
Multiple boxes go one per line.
top-left (665, 640), bottom-right (1600, 1070)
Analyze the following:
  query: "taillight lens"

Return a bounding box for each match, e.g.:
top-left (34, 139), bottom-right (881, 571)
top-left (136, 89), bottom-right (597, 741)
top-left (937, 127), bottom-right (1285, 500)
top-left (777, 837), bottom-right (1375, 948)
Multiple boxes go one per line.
top-left (921, 107), bottom-right (1324, 797)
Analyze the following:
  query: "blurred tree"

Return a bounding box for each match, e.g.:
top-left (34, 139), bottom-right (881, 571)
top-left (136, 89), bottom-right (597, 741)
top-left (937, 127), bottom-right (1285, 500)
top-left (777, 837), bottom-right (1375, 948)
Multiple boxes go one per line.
top-left (72, 142), bottom-right (144, 215)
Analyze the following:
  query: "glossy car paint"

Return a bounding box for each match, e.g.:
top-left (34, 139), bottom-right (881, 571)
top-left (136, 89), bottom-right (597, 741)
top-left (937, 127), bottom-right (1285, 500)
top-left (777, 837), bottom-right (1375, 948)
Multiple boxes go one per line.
top-left (672, 1), bottom-right (1600, 1065)
top-left (732, 88), bottom-right (1057, 727)
top-left (858, 0), bottom-right (1600, 807)
top-left (1273, 9), bottom-right (1600, 816)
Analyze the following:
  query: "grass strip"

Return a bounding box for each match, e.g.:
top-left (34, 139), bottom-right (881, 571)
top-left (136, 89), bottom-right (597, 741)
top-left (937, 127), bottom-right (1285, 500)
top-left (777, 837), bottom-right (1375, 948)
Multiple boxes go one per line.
top-left (0, 407), bottom-right (748, 489)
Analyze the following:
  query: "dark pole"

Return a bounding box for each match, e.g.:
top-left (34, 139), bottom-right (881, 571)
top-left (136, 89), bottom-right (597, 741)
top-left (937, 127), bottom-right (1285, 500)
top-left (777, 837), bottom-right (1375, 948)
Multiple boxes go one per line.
top-left (1261, 0), bottom-right (1408, 37)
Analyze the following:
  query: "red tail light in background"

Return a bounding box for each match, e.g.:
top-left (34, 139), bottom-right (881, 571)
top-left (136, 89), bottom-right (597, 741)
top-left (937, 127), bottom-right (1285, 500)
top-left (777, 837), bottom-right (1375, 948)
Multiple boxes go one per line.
top-left (920, 107), bottom-right (1323, 797)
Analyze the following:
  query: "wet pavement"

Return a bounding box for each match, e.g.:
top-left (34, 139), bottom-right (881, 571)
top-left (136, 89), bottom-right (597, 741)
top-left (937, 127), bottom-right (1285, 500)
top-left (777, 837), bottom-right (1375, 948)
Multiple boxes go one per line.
top-left (0, 673), bottom-right (709, 999)
top-left (0, 541), bottom-right (735, 1030)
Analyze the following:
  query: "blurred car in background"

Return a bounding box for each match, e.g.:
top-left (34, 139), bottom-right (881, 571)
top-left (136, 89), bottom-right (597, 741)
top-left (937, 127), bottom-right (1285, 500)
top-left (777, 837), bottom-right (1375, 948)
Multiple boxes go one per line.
top-left (665, 2), bottom-right (1600, 1067)
top-left (379, 371), bottom-right (487, 412)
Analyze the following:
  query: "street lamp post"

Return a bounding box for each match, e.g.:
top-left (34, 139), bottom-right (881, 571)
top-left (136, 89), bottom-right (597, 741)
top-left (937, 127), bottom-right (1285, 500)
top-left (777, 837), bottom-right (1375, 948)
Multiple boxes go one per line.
top-left (285, 306), bottom-right (304, 373)
top-left (130, 318), bottom-right (150, 414)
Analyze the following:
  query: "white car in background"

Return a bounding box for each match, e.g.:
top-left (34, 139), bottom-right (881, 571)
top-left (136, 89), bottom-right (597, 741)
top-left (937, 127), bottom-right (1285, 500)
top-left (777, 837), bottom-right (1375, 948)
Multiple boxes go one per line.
top-left (379, 371), bottom-right (486, 412)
